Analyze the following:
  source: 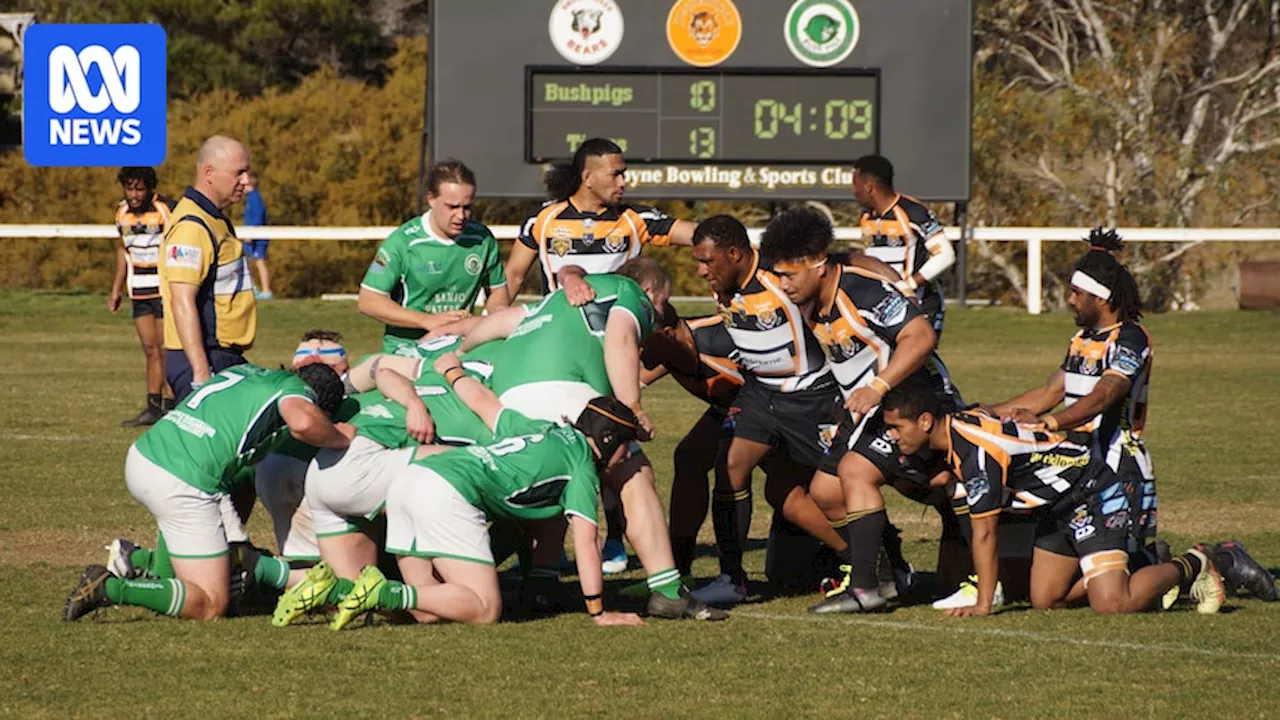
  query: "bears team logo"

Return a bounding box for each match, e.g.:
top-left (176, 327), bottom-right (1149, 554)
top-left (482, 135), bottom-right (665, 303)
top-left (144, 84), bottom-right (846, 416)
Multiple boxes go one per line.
top-left (548, 0), bottom-right (624, 66)
top-left (666, 0), bottom-right (742, 68)
top-left (783, 0), bottom-right (860, 68)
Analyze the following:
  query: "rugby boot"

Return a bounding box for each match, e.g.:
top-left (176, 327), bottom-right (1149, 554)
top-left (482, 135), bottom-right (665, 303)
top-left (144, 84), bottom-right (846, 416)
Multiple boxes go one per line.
top-left (646, 589), bottom-right (729, 621)
top-left (105, 538), bottom-right (144, 579)
top-left (1214, 540), bottom-right (1278, 601)
top-left (63, 565), bottom-right (112, 621)
top-left (330, 565), bottom-right (386, 630)
top-left (809, 585), bottom-right (886, 614)
top-left (932, 575), bottom-right (1005, 610)
top-left (121, 406), bottom-right (163, 427)
top-left (1187, 546), bottom-right (1226, 615)
top-left (272, 562), bottom-right (337, 627)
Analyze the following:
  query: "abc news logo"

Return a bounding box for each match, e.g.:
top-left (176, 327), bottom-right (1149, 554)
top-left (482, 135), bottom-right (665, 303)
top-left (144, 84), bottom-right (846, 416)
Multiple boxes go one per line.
top-left (48, 44), bottom-right (143, 146)
top-left (24, 24), bottom-right (166, 167)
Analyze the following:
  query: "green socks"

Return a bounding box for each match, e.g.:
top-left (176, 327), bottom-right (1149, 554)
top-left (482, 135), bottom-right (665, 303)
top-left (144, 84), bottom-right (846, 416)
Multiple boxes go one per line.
top-left (647, 568), bottom-right (682, 600)
top-left (148, 533), bottom-right (174, 578)
top-left (253, 555), bottom-right (291, 590)
top-left (105, 577), bottom-right (186, 617)
top-left (377, 580), bottom-right (418, 611)
top-left (325, 578), bottom-right (355, 606)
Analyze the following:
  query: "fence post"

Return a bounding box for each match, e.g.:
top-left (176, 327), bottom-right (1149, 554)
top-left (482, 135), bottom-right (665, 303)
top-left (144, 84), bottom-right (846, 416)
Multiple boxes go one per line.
top-left (1026, 235), bottom-right (1043, 315)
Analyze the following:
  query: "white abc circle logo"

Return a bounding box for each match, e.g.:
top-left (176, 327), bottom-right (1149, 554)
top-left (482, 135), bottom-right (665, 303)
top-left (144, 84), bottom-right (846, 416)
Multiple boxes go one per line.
top-left (48, 44), bottom-right (141, 113)
top-left (548, 0), bottom-right (624, 66)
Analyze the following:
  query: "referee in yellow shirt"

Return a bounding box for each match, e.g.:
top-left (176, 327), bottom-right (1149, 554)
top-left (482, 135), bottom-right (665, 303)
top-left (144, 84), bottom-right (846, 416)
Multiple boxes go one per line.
top-left (159, 135), bottom-right (257, 400)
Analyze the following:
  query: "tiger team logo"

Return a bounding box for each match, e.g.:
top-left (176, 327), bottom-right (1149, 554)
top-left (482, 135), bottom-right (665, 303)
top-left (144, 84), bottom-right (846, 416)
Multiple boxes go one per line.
top-left (603, 228), bottom-right (627, 253)
top-left (667, 0), bottom-right (742, 67)
top-left (551, 236), bottom-right (573, 257)
top-left (549, 0), bottom-right (624, 66)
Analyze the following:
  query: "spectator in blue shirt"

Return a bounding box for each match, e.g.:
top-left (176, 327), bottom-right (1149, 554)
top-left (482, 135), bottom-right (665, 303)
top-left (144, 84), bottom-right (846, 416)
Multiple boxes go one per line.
top-left (243, 173), bottom-right (273, 300)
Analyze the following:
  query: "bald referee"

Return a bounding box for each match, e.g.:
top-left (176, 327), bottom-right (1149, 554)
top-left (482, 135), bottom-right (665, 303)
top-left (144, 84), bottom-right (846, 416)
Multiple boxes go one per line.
top-left (159, 135), bottom-right (257, 400)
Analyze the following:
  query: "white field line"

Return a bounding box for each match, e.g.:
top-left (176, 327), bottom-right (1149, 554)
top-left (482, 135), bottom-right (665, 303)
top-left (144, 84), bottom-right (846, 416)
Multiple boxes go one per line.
top-left (736, 610), bottom-right (1280, 663)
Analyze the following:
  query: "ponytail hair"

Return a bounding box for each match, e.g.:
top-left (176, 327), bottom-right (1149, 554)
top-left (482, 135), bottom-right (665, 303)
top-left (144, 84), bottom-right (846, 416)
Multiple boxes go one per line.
top-left (1075, 227), bottom-right (1143, 322)
top-left (544, 138), bottom-right (623, 202)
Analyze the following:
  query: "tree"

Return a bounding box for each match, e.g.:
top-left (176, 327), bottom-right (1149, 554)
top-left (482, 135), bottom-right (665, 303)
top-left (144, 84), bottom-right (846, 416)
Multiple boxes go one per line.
top-left (4, 0), bottom-right (395, 97)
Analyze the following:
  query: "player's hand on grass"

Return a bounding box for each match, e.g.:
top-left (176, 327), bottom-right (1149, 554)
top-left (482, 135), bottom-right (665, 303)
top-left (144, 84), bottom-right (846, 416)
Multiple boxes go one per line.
top-left (405, 403), bottom-right (435, 444)
top-left (943, 604), bottom-right (992, 618)
top-left (562, 273), bottom-right (597, 307)
top-left (422, 310), bottom-right (470, 332)
top-left (1005, 407), bottom-right (1040, 426)
top-left (592, 611), bottom-right (645, 626)
top-left (844, 386), bottom-right (883, 420)
top-left (107, 291), bottom-right (121, 314)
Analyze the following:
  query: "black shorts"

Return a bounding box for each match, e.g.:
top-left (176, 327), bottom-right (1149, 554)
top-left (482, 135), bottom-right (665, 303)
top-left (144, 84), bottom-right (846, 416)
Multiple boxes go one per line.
top-left (726, 379), bottom-right (840, 469)
top-left (1034, 474), bottom-right (1132, 560)
top-left (819, 407), bottom-right (937, 490)
top-left (131, 297), bottom-right (163, 318)
top-left (921, 288), bottom-right (945, 339)
top-left (1110, 441), bottom-right (1157, 547)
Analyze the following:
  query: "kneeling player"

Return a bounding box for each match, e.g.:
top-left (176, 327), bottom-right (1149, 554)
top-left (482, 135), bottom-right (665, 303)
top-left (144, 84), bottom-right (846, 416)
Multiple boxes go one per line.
top-left (332, 394), bottom-right (653, 628)
top-left (63, 364), bottom-right (351, 621)
top-left (880, 376), bottom-right (1245, 616)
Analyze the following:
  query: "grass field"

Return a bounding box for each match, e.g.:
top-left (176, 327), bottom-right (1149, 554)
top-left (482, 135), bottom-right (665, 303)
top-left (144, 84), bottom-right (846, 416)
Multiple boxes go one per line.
top-left (2, 289), bottom-right (1278, 718)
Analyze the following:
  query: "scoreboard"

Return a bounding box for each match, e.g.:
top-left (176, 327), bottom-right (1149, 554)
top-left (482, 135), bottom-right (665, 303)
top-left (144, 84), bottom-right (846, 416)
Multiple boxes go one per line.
top-left (528, 68), bottom-right (879, 163)
top-left (430, 0), bottom-right (970, 201)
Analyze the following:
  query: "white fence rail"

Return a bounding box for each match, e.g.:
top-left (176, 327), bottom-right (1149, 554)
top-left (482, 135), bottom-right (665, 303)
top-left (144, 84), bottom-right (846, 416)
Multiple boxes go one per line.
top-left (3, 224), bottom-right (1276, 314)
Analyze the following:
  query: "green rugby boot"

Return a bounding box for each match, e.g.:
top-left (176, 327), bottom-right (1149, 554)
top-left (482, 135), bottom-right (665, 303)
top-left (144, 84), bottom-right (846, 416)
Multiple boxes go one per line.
top-left (272, 562), bottom-right (337, 628)
top-left (329, 565), bottom-right (386, 631)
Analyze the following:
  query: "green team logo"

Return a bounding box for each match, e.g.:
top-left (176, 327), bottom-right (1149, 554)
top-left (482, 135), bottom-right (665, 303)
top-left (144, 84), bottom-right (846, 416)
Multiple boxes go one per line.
top-left (784, 0), bottom-right (859, 68)
top-left (465, 253), bottom-right (482, 275)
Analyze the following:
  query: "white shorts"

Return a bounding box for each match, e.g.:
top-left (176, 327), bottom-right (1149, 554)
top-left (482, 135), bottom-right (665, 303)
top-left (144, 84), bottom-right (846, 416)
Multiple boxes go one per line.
top-left (255, 453), bottom-right (320, 561)
top-left (499, 381), bottom-right (599, 425)
top-left (384, 465), bottom-right (493, 565)
top-left (305, 436), bottom-right (415, 537)
top-left (125, 445), bottom-right (230, 559)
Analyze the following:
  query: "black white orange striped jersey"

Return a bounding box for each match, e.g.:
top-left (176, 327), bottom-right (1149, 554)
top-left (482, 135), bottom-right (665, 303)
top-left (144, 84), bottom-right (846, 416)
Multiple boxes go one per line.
top-left (860, 194), bottom-right (947, 301)
top-left (718, 251), bottom-right (831, 393)
top-left (1061, 322), bottom-right (1151, 436)
top-left (518, 199), bottom-right (677, 292)
top-left (115, 195), bottom-right (173, 300)
top-left (943, 412), bottom-right (1098, 518)
top-left (674, 315), bottom-right (743, 408)
top-left (807, 264), bottom-right (922, 399)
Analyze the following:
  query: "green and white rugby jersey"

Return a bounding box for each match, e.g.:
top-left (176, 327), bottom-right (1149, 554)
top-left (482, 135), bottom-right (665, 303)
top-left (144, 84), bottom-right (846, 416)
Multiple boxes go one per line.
top-left (134, 365), bottom-right (314, 494)
top-left (360, 212), bottom-right (506, 351)
top-left (273, 396), bottom-right (360, 462)
top-left (474, 274), bottom-right (656, 397)
top-left (415, 410), bottom-right (601, 524)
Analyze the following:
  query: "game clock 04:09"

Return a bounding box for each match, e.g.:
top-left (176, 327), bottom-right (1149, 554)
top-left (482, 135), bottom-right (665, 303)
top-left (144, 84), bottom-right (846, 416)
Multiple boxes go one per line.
top-left (526, 69), bottom-right (880, 164)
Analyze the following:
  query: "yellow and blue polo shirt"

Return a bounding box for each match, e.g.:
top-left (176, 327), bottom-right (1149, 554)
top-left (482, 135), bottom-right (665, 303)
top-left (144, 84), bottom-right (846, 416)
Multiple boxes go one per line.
top-left (159, 187), bottom-right (257, 351)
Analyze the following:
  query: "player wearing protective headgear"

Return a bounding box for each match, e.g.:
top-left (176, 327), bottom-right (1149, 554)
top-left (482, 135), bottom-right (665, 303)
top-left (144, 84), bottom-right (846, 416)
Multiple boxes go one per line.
top-left (328, 356), bottom-right (728, 628)
top-left (330, 397), bottom-right (644, 628)
top-left (64, 363), bottom-right (352, 622)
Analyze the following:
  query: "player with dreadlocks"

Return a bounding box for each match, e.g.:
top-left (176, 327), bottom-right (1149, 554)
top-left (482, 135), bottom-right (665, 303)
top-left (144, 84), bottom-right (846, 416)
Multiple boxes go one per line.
top-left (984, 228), bottom-right (1276, 606)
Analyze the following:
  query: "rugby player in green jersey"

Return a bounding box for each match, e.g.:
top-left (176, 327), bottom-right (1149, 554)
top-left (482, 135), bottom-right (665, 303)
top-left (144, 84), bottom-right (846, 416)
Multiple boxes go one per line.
top-left (330, 358), bottom-right (725, 627)
top-left (63, 363), bottom-right (350, 622)
top-left (358, 160), bottom-right (509, 353)
top-left (432, 261), bottom-right (721, 617)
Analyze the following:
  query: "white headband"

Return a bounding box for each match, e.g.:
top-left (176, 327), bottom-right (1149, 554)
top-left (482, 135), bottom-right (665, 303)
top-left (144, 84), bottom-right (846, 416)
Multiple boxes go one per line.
top-left (1070, 270), bottom-right (1112, 301)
